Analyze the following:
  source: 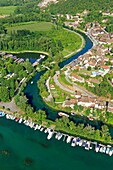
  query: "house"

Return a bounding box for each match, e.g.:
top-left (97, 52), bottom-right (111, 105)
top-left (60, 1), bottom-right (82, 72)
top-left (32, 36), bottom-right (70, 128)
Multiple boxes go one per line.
top-left (107, 102), bottom-right (113, 112)
top-left (75, 91), bottom-right (81, 98)
top-left (85, 22), bottom-right (91, 30)
top-left (62, 100), bottom-right (70, 107)
top-left (101, 66), bottom-right (110, 73)
top-left (71, 73), bottom-right (84, 83)
top-left (70, 98), bottom-right (77, 105)
top-left (95, 100), bottom-right (105, 109)
top-left (87, 78), bottom-right (100, 85)
top-left (50, 84), bottom-right (55, 89)
top-left (77, 96), bottom-right (96, 107)
top-left (72, 65), bottom-right (80, 70)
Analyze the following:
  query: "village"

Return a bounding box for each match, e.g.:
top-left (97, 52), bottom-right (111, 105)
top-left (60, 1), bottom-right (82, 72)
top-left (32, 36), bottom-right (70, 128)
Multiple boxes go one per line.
top-left (46, 19), bottom-right (113, 117)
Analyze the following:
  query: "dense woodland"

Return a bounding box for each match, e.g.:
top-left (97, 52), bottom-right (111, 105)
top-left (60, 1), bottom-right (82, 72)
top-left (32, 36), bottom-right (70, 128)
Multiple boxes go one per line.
top-left (0, 28), bottom-right (64, 56)
top-left (0, 55), bottom-right (34, 102)
top-left (0, 0), bottom-right (41, 6)
top-left (47, 0), bottom-right (113, 15)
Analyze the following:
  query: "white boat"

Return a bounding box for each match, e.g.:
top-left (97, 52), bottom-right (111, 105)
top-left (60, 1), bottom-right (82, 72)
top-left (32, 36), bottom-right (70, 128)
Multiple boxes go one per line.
top-left (40, 54), bottom-right (45, 59)
top-left (66, 136), bottom-right (72, 143)
top-left (76, 138), bottom-right (81, 145)
top-left (85, 141), bottom-right (91, 150)
top-left (0, 111), bottom-right (5, 117)
top-left (106, 147), bottom-right (110, 154)
top-left (31, 81), bottom-right (33, 84)
top-left (34, 124), bottom-right (39, 130)
top-left (25, 120), bottom-right (30, 126)
top-left (12, 115), bottom-right (16, 120)
top-left (44, 128), bottom-right (48, 133)
top-left (55, 133), bottom-right (59, 139)
top-left (58, 112), bottom-right (69, 118)
top-left (18, 118), bottom-right (23, 123)
top-left (23, 120), bottom-right (26, 124)
top-left (57, 133), bottom-right (63, 140)
top-left (95, 143), bottom-right (100, 152)
top-left (78, 140), bottom-right (83, 147)
top-left (99, 147), bottom-right (103, 153)
top-left (103, 146), bottom-right (106, 153)
top-left (38, 125), bottom-right (41, 130)
top-left (47, 130), bottom-right (54, 140)
top-left (109, 147), bottom-right (113, 156)
top-left (31, 122), bottom-right (35, 128)
top-left (71, 138), bottom-right (76, 147)
top-left (40, 127), bottom-right (44, 131)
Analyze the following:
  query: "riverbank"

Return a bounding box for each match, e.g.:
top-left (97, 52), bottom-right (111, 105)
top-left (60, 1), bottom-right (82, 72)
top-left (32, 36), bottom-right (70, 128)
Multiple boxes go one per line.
top-left (1, 50), bottom-right (49, 56)
top-left (63, 28), bottom-right (85, 59)
top-left (1, 110), bottom-right (113, 156)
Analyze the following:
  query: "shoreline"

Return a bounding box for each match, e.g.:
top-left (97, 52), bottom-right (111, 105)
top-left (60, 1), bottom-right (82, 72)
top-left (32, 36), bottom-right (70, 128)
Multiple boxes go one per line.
top-left (1, 50), bottom-right (49, 56)
top-left (63, 28), bottom-right (85, 59)
top-left (1, 108), bottom-right (113, 146)
top-left (0, 110), bottom-right (113, 156)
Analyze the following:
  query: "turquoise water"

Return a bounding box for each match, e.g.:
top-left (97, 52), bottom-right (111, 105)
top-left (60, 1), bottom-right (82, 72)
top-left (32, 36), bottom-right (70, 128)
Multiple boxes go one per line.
top-left (0, 117), bottom-right (113, 170)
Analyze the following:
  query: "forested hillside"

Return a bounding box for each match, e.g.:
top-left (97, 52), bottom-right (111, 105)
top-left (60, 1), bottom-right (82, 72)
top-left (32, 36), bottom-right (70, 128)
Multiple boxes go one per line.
top-left (0, 0), bottom-right (40, 6)
top-left (47, 0), bottom-right (113, 15)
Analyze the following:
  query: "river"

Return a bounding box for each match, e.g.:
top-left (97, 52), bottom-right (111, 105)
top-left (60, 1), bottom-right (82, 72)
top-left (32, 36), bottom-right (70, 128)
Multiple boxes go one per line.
top-left (1, 31), bottom-right (113, 170)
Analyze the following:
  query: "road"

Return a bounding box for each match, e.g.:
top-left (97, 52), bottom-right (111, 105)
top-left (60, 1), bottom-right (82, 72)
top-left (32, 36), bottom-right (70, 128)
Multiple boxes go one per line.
top-left (65, 74), bottom-right (95, 97)
top-left (54, 73), bottom-right (95, 97)
top-left (54, 74), bottom-right (76, 94)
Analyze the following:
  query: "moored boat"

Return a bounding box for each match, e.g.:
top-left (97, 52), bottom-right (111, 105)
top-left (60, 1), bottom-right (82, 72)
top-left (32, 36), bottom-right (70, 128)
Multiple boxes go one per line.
top-left (47, 129), bottom-right (54, 140)
top-left (38, 125), bottom-right (41, 130)
top-left (57, 133), bottom-right (63, 140)
top-left (71, 138), bottom-right (76, 147)
top-left (44, 128), bottom-right (48, 133)
top-left (76, 137), bottom-right (81, 145)
top-left (95, 143), bottom-right (100, 152)
top-left (106, 147), bottom-right (110, 154)
top-left (0, 111), bottom-right (5, 117)
top-left (15, 117), bottom-right (19, 122)
top-left (66, 136), bottom-right (72, 143)
top-left (109, 147), bottom-right (113, 156)
top-left (58, 112), bottom-right (69, 118)
top-left (78, 139), bottom-right (83, 147)
top-left (18, 118), bottom-right (23, 123)
top-left (40, 127), bottom-right (44, 131)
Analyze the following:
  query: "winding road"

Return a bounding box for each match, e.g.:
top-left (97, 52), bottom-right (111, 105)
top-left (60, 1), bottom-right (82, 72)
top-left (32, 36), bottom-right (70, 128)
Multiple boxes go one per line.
top-left (54, 72), bottom-right (95, 97)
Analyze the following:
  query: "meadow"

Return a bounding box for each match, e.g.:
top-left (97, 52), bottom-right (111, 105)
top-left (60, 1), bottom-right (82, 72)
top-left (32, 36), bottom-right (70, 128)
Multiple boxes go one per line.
top-left (7, 22), bottom-right (54, 32)
top-left (0, 6), bottom-right (16, 15)
top-left (6, 21), bottom-right (82, 56)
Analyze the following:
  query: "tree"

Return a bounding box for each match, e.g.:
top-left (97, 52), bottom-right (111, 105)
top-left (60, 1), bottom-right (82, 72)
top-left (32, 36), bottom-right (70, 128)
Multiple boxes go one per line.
top-left (87, 66), bottom-right (91, 71)
top-left (0, 86), bottom-right (9, 102)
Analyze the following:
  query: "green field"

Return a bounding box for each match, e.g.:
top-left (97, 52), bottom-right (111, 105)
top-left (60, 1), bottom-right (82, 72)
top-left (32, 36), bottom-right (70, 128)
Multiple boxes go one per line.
top-left (50, 29), bottom-right (82, 55)
top-left (6, 21), bottom-right (82, 57)
top-left (7, 22), bottom-right (54, 32)
top-left (0, 6), bottom-right (16, 15)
